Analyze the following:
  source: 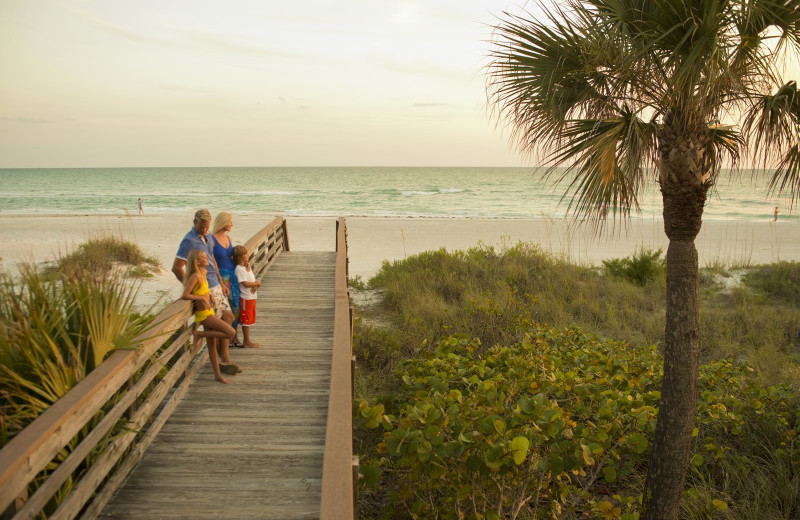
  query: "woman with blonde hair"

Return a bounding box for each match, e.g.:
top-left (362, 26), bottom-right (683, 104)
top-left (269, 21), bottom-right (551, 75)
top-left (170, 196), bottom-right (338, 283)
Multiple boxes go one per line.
top-left (212, 211), bottom-right (243, 347)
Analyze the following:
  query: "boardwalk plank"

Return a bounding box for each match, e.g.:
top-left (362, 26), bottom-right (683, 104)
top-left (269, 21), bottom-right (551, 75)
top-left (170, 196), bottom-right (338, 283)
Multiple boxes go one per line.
top-left (100, 252), bottom-right (336, 520)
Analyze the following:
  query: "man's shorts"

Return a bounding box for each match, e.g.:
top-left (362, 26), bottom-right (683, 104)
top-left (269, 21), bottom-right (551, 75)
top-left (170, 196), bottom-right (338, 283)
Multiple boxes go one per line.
top-left (209, 285), bottom-right (231, 317)
top-left (239, 298), bottom-right (256, 326)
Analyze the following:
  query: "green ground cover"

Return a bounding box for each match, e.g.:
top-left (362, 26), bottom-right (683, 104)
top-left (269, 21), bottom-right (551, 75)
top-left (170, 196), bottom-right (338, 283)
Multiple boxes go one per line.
top-left (352, 244), bottom-right (800, 519)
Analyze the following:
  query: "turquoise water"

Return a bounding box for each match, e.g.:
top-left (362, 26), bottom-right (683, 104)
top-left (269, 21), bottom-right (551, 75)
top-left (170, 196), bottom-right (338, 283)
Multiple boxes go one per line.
top-left (0, 167), bottom-right (793, 221)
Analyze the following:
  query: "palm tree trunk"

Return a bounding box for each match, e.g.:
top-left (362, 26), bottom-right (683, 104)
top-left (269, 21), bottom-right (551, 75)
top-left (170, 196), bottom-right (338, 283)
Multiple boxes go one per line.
top-left (644, 124), bottom-right (709, 520)
top-left (643, 238), bottom-right (701, 519)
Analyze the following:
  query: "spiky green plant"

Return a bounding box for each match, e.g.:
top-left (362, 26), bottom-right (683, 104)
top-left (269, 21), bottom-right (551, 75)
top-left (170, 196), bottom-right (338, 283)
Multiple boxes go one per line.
top-left (0, 262), bottom-right (150, 445)
top-left (603, 248), bottom-right (666, 286)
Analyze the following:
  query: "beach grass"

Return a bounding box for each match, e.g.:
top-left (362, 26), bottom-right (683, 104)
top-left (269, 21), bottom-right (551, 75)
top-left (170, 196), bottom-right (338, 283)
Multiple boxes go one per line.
top-left (53, 236), bottom-right (160, 278)
top-left (355, 243), bottom-right (800, 389)
top-left (351, 242), bottom-right (800, 519)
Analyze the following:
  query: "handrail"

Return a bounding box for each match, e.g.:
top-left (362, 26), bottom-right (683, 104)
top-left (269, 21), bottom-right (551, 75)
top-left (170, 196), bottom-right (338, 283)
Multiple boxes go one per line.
top-left (320, 218), bottom-right (357, 519)
top-left (0, 216), bottom-right (289, 520)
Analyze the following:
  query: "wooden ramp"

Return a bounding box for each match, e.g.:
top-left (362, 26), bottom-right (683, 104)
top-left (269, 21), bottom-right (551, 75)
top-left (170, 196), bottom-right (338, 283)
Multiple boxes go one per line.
top-left (101, 251), bottom-right (337, 520)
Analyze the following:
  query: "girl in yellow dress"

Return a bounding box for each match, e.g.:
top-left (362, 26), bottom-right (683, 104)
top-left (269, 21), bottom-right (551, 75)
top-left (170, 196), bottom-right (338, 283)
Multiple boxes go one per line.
top-left (182, 249), bottom-right (236, 384)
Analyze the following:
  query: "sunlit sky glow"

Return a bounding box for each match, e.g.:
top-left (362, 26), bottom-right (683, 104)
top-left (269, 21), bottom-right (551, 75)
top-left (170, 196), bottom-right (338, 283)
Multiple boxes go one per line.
top-left (1, 0), bottom-right (534, 168)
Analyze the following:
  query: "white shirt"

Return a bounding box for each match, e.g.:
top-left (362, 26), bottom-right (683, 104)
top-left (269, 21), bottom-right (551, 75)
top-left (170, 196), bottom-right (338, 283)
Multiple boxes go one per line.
top-left (235, 265), bottom-right (257, 300)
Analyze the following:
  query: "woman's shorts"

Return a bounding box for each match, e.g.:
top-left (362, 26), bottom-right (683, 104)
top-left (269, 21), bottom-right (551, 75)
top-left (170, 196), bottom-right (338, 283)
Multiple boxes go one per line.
top-left (209, 285), bottom-right (231, 316)
top-left (239, 298), bottom-right (256, 326)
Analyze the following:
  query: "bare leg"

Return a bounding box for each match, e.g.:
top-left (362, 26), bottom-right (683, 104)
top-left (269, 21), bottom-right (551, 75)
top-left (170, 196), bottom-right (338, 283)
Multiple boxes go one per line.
top-left (219, 310), bottom-right (235, 364)
top-left (231, 326), bottom-right (241, 346)
top-left (200, 315), bottom-right (237, 373)
top-left (206, 338), bottom-right (228, 384)
top-left (242, 326), bottom-right (260, 348)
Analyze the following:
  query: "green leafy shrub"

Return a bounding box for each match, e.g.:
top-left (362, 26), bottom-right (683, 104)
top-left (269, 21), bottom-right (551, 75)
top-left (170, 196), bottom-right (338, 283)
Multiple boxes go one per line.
top-left (602, 248), bottom-right (665, 287)
top-left (358, 327), bottom-right (662, 519)
top-left (357, 327), bottom-right (800, 520)
top-left (683, 361), bottom-right (800, 519)
top-left (349, 274), bottom-right (369, 291)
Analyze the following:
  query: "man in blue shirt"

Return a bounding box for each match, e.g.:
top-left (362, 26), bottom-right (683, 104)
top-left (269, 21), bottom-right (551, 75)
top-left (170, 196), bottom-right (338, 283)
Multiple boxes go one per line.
top-left (172, 209), bottom-right (238, 373)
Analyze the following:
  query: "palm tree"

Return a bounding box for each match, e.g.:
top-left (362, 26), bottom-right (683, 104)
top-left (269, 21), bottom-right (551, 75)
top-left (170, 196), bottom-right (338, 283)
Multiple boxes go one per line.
top-left (487, 0), bottom-right (800, 518)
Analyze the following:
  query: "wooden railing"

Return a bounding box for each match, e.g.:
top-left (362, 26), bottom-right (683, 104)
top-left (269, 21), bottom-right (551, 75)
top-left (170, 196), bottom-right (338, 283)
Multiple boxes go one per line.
top-left (0, 216), bottom-right (290, 520)
top-left (320, 218), bottom-right (357, 520)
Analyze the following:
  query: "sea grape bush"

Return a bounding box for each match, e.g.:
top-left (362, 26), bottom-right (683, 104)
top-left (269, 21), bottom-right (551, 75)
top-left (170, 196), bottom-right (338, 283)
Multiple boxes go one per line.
top-left (357, 326), bottom-right (663, 519)
top-left (356, 326), bottom-right (800, 520)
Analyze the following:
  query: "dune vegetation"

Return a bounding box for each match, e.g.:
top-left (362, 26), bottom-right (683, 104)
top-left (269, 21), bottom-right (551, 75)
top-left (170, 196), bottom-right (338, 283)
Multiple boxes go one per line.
top-left (352, 243), bottom-right (800, 519)
top-left (0, 236), bottom-right (158, 445)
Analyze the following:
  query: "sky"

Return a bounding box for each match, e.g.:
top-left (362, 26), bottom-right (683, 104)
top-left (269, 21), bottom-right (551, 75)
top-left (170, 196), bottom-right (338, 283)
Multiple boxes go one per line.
top-left (0, 0), bottom-right (534, 168)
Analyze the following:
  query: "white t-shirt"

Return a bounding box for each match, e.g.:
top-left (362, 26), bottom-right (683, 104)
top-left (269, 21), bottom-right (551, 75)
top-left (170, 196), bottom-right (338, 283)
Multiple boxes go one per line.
top-left (235, 265), bottom-right (257, 300)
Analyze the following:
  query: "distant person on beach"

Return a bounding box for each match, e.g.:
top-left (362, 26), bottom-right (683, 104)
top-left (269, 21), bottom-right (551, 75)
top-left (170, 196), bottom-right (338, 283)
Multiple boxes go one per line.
top-left (182, 250), bottom-right (236, 383)
top-left (233, 245), bottom-right (261, 348)
top-left (172, 209), bottom-right (239, 376)
top-left (773, 206), bottom-right (779, 222)
top-left (211, 211), bottom-right (243, 348)
top-left (138, 198), bottom-right (143, 215)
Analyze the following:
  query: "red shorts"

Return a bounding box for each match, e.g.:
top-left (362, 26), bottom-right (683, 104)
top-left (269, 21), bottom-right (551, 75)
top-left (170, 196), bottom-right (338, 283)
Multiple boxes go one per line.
top-left (239, 298), bottom-right (256, 326)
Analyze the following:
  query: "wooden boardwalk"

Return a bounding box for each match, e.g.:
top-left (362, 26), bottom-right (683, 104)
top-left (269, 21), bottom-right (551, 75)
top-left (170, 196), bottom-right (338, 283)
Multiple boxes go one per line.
top-left (100, 251), bottom-right (337, 520)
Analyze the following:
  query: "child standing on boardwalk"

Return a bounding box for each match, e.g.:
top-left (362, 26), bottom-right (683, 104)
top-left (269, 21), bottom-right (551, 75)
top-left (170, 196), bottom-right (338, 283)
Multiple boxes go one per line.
top-left (182, 249), bottom-right (237, 384)
top-left (233, 245), bottom-right (261, 348)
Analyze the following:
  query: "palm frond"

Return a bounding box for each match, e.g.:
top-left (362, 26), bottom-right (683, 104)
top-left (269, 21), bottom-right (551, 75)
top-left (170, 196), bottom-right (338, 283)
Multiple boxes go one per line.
top-left (706, 124), bottom-right (743, 179)
top-left (487, 0), bottom-right (800, 224)
top-left (548, 110), bottom-right (658, 225)
top-left (742, 81), bottom-right (800, 167)
top-left (770, 144), bottom-right (800, 205)
top-left (488, 7), bottom-right (629, 156)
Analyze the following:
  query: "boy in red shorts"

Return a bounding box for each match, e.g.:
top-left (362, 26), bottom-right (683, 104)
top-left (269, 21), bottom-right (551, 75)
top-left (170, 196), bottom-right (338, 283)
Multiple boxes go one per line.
top-left (233, 245), bottom-right (262, 348)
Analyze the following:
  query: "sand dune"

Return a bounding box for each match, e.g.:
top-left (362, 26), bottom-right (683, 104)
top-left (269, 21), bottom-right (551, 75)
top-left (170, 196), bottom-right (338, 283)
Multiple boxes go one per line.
top-left (1, 213), bottom-right (796, 310)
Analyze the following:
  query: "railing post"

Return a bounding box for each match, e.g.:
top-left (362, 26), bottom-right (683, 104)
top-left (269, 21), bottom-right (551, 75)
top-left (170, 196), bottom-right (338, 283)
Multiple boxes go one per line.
top-left (352, 455), bottom-right (360, 520)
top-left (350, 304), bottom-right (355, 400)
top-left (281, 217), bottom-right (290, 251)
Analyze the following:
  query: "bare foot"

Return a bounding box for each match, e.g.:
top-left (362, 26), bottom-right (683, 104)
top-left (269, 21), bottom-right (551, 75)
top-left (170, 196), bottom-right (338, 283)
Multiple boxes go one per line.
top-left (192, 330), bottom-right (202, 349)
top-left (215, 374), bottom-right (230, 384)
top-left (244, 342), bottom-right (260, 348)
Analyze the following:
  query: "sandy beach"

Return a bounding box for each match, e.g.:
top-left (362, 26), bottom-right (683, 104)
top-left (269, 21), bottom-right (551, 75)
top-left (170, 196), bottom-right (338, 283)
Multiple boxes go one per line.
top-left (0, 213), bottom-right (797, 310)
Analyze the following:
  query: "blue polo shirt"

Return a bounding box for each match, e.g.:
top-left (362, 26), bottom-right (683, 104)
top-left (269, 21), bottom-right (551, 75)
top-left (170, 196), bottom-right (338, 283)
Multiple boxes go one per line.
top-left (176, 228), bottom-right (220, 289)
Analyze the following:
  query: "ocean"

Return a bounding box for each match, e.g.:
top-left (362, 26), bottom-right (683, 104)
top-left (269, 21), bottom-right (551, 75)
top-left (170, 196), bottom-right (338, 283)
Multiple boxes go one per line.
top-left (0, 167), bottom-right (794, 222)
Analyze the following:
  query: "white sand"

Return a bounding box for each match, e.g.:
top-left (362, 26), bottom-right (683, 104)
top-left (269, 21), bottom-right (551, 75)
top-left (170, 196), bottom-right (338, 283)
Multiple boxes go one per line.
top-left (0, 213), bottom-right (797, 310)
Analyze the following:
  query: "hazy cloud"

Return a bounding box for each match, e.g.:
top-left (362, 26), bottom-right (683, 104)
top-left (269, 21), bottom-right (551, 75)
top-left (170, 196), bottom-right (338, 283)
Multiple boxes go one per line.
top-left (176, 28), bottom-right (289, 60)
top-left (0, 117), bottom-right (50, 124)
top-left (369, 52), bottom-right (466, 81)
top-left (413, 103), bottom-right (449, 108)
top-left (67, 8), bottom-right (169, 47)
top-left (157, 83), bottom-right (223, 94)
